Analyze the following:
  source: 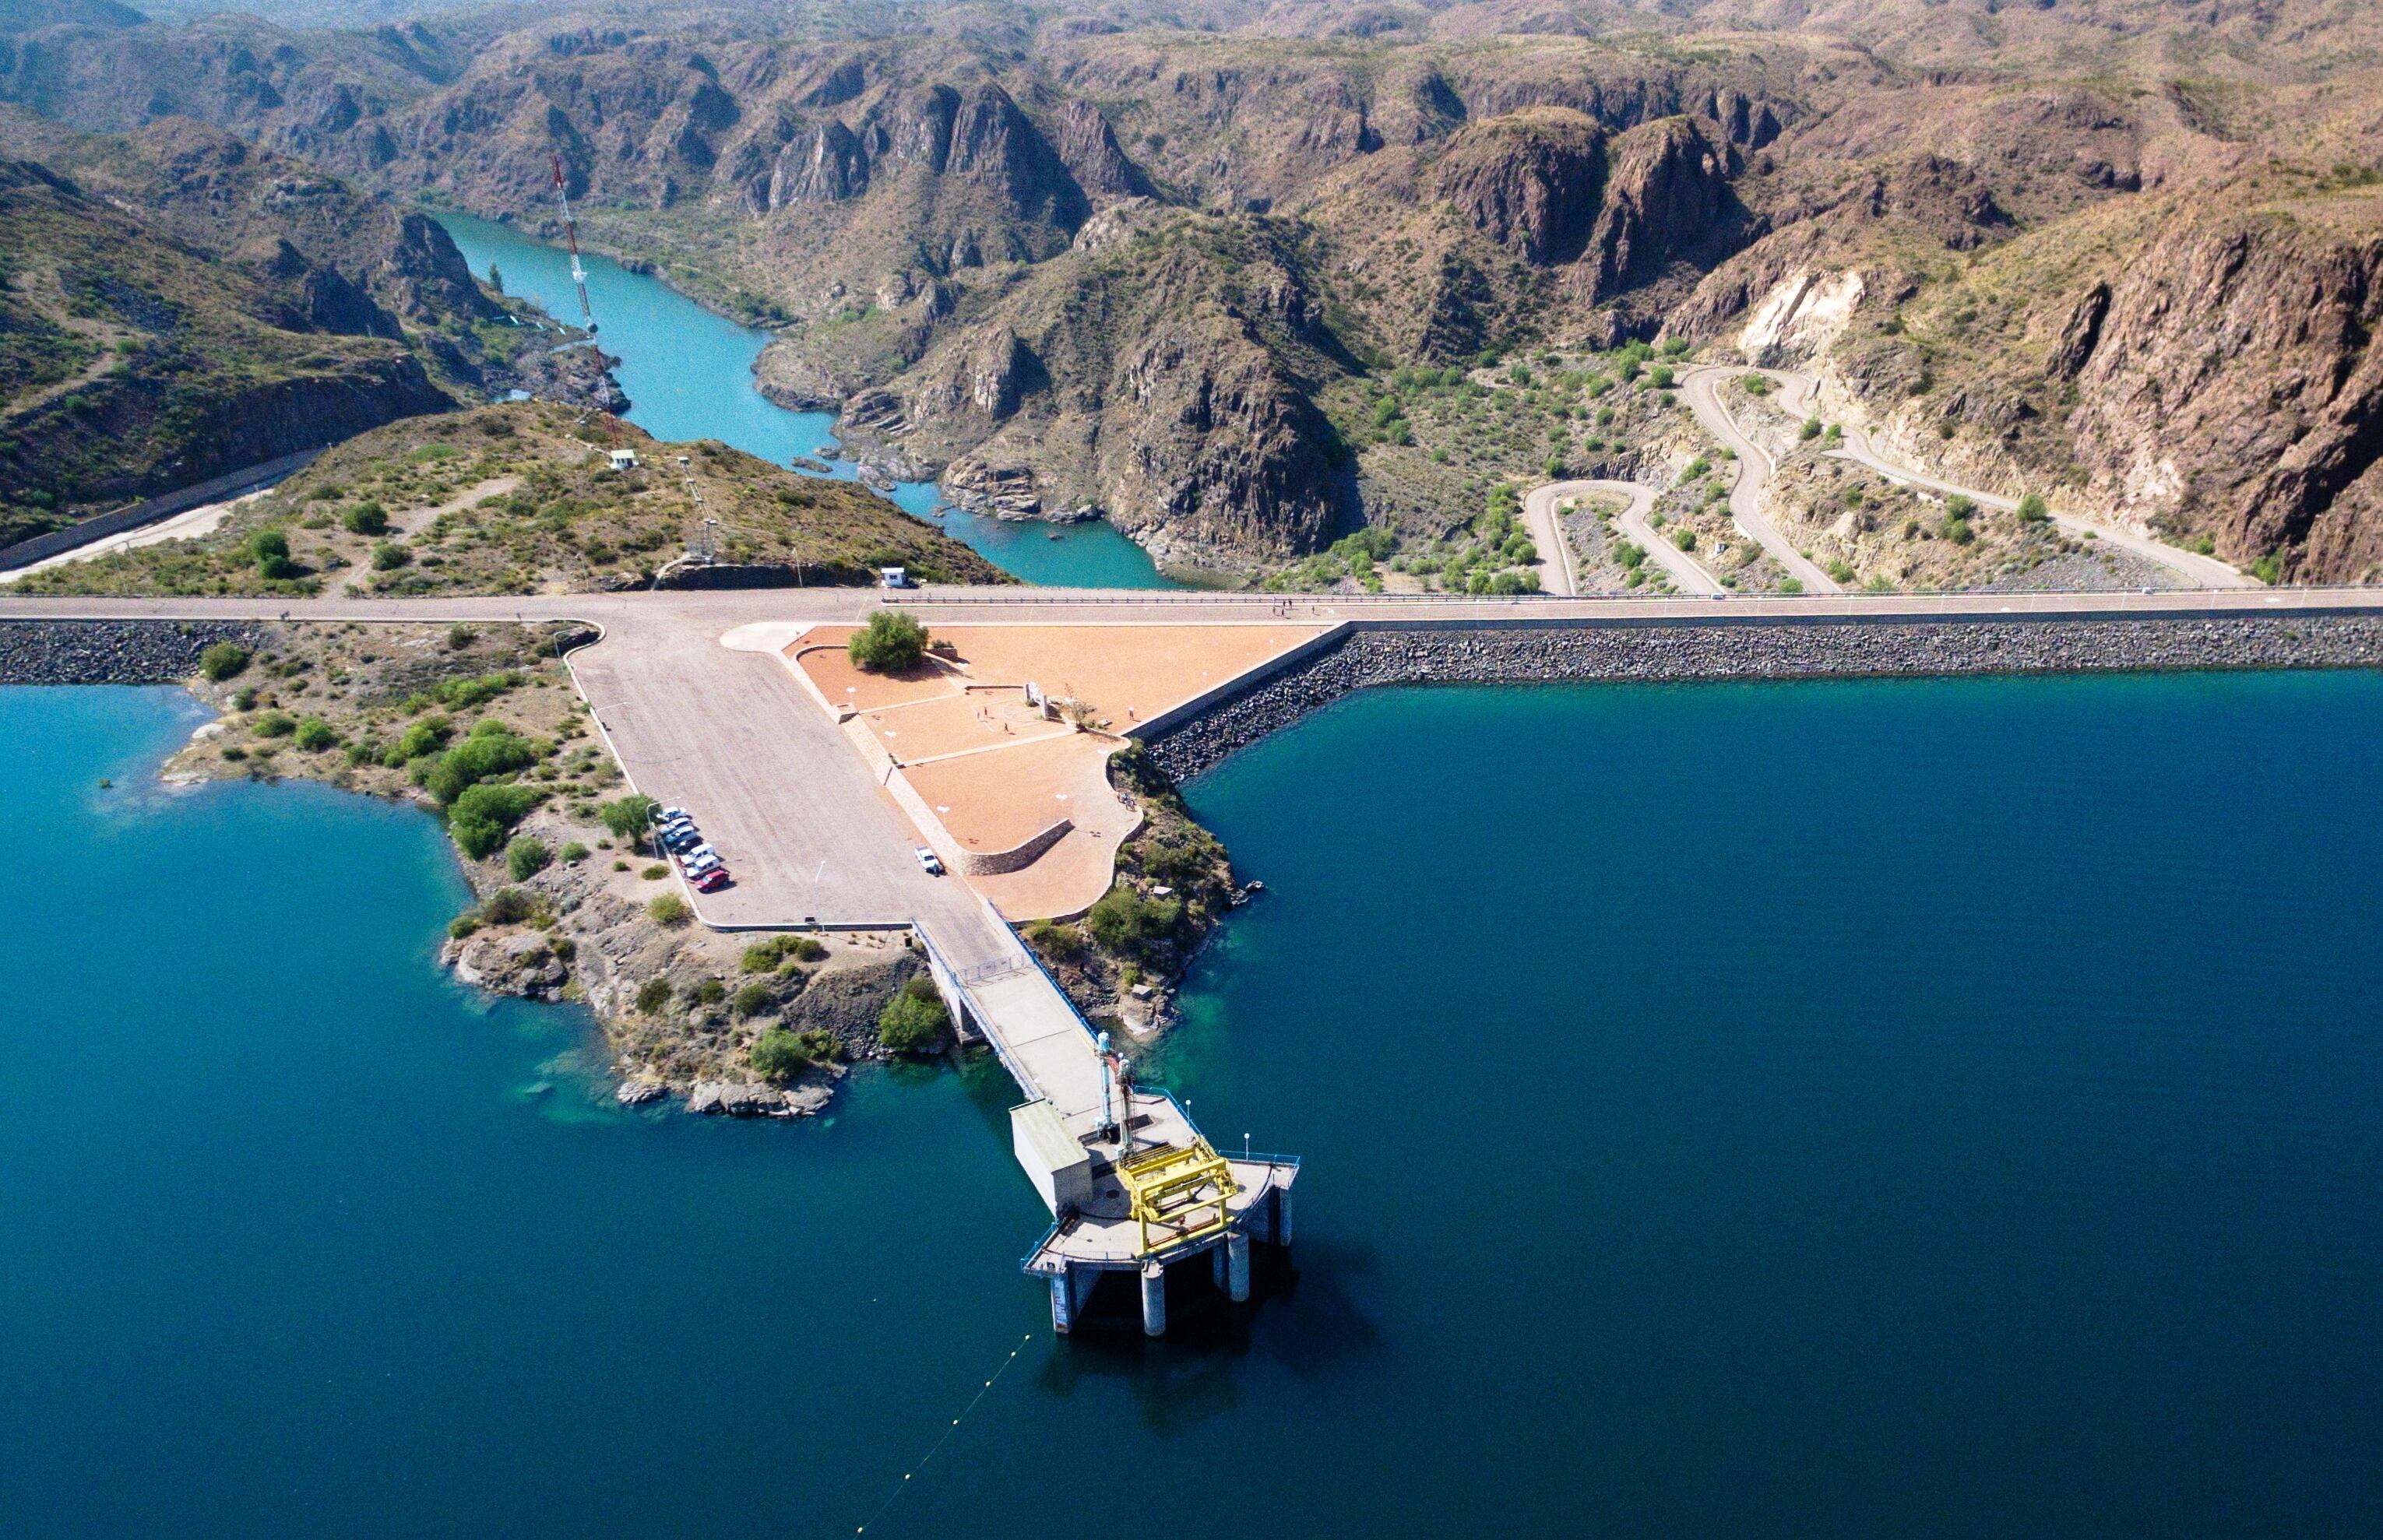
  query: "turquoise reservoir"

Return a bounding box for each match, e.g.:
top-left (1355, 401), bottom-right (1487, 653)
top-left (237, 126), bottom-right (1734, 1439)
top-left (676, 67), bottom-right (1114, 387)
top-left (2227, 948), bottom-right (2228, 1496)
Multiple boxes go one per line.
top-left (7, 672), bottom-right (2381, 1535)
top-left (431, 212), bottom-right (1180, 589)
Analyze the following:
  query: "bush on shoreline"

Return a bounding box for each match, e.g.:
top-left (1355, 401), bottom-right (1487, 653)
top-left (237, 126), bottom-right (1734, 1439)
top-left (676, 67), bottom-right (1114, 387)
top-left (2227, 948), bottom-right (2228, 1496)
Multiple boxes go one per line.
top-left (877, 976), bottom-right (950, 1054)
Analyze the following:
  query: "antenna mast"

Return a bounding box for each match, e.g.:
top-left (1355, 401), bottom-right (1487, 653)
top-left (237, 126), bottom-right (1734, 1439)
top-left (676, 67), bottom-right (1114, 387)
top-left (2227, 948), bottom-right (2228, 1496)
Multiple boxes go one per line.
top-left (550, 154), bottom-right (597, 333)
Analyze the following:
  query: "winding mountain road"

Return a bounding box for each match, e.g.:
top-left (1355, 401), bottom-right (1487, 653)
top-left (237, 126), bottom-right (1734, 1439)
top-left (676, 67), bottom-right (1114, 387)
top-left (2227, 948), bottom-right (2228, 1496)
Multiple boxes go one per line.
top-left (1682, 365), bottom-right (2253, 590)
top-left (1679, 367), bottom-right (1845, 592)
top-left (1525, 478), bottom-right (1723, 596)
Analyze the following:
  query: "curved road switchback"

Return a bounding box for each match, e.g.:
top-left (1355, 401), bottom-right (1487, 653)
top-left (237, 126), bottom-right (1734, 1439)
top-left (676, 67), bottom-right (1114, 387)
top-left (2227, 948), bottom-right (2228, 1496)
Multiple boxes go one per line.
top-left (1678, 367), bottom-right (1844, 592)
top-left (1528, 479), bottom-right (1723, 596)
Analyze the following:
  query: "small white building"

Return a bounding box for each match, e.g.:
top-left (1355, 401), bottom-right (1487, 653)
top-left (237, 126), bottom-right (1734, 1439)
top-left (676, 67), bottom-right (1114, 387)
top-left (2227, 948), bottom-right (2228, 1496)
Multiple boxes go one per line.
top-left (879, 565), bottom-right (910, 589)
top-left (606, 448), bottom-right (639, 471)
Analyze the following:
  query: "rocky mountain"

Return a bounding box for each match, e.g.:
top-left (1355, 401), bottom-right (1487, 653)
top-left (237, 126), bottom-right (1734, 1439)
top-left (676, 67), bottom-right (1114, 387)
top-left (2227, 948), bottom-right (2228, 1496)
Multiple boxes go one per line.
top-left (0, 112), bottom-right (548, 548)
top-left (6, 0), bottom-right (2383, 578)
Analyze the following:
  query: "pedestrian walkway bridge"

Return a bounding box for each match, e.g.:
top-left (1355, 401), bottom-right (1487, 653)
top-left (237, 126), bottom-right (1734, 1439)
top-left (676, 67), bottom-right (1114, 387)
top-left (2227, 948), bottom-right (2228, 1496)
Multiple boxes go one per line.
top-left (914, 898), bottom-right (1298, 1336)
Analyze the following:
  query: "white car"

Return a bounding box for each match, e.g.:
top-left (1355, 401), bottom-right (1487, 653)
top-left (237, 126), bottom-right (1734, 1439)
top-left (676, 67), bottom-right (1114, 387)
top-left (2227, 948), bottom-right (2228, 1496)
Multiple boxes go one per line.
top-left (684, 853), bottom-right (723, 876)
top-left (914, 846), bottom-right (944, 876)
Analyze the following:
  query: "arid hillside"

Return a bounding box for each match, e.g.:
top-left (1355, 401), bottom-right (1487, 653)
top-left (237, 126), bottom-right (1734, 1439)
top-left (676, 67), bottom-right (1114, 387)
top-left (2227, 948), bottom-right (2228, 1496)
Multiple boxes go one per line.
top-left (7, 0), bottom-right (2383, 578)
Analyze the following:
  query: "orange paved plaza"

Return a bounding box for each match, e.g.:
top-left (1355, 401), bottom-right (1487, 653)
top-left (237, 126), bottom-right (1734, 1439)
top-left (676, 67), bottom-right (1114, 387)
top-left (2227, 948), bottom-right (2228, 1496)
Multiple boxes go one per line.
top-left (782, 623), bottom-right (1325, 919)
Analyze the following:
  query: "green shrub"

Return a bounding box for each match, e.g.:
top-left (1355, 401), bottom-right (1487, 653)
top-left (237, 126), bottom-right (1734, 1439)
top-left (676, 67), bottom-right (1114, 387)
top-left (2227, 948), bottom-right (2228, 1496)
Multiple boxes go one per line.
top-left (750, 1028), bottom-right (809, 1081)
top-left (1681, 458), bottom-right (1710, 482)
top-left (251, 710), bottom-right (297, 738)
top-left (1942, 516), bottom-right (1975, 546)
top-left (1779, 576), bottom-right (1804, 594)
top-left (691, 978), bottom-right (726, 1006)
top-left (731, 980), bottom-right (773, 1018)
top-left (447, 913), bottom-right (480, 940)
top-left (1741, 374), bottom-right (1769, 396)
top-left (751, 1026), bottom-right (840, 1081)
top-left (1647, 364), bottom-right (1674, 390)
top-left (877, 976), bottom-right (950, 1055)
top-left (635, 977), bottom-right (671, 1014)
top-left (1086, 887), bottom-right (1181, 957)
top-left (1672, 528), bottom-right (1697, 552)
top-left (641, 863), bottom-right (667, 880)
top-left (388, 716), bottom-right (452, 765)
top-left (247, 528), bottom-right (296, 579)
top-left (2015, 492), bottom-right (2050, 523)
top-left (1800, 418), bottom-right (1822, 440)
top-left (342, 502), bottom-right (389, 536)
top-left (449, 782), bottom-right (541, 860)
top-left (199, 642), bottom-right (251, 680)
top-left (293, 716), bottom-right (336, 751)
top-left (648, 894), bottom-right (690, 926)
top-left (1827, 559), bottom-right (1857, 583)
top-left (1946, 494), bottom-right (1976, 519)
top-left (847, 611), bottom-right (929, 673)
top-left (424, 726), bottom-right (537, 805)
top-left (1024, 919), bottom-right (1087, 960)
top-left (2251, 552), bottom-right (2283, 584)
top-left (560, 842), bottom-right (589, 863)
top-left (480, 888), bottom-right (535, 925)
top-left (371, 541), bottom-right (411, 571)
top-left (505, 836), bottom-right (552, 881)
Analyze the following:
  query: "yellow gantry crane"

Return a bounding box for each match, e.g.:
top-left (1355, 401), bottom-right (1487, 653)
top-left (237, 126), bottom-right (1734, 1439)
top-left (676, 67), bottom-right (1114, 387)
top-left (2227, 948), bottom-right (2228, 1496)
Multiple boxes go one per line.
top-left (1114, 1137), bottom-right (1239, 1258)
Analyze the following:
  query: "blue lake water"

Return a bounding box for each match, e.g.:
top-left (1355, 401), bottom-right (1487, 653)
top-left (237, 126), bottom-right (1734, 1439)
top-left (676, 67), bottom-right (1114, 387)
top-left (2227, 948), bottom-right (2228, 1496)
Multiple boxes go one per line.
top-left (9, 672), bottom-right (2383, 1535)
top-left (431, 213), bottom-right (1180, 590)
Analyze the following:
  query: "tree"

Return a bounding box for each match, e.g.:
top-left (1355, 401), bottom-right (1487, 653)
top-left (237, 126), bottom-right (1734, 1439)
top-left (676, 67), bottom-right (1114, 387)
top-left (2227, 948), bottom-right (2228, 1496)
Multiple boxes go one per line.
top-left (487, 262), bottom-right (504, 292)
top-left (2015, 492), bottom-right (2050, 523)
top-left (342, 501), bottom-right (389, 536)
top-left (293, 716), bottom-right (336, 751)
top-left (847, 611), bottom-right (929, 673)
top-left (648, 894), bottom-right (691, 926)
top-left (877, 976), bottom-right (950, 1055)
top-left (600, 795), bottom-right (659, 843)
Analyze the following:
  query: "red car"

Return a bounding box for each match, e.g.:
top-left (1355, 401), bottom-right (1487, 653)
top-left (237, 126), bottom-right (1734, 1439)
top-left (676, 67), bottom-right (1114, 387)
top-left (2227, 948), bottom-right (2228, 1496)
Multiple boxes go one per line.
top-left (693, 868), bottom-right (732, 891)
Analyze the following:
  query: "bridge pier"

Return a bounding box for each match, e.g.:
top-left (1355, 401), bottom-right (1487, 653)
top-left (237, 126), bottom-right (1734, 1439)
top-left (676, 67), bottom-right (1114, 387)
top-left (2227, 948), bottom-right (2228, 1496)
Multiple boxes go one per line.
top-left (1227, 1232), bottom-right (1251, 1303)
top-left (1140, 1260), bottom-right (1167, 1338)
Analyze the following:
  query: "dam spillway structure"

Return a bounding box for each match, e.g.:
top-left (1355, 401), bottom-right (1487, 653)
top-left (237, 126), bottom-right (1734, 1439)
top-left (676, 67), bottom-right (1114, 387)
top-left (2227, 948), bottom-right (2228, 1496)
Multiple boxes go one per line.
top-left (914, 901), bottom-right (1298, 1337)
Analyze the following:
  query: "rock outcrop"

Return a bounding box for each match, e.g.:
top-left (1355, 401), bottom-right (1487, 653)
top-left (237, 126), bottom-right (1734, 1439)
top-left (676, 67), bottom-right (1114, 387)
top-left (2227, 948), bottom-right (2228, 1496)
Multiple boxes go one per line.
top-left (2061, 212), bottom-right (2383, 580)
top-left (1433, 107), bottom-right (1604, 265)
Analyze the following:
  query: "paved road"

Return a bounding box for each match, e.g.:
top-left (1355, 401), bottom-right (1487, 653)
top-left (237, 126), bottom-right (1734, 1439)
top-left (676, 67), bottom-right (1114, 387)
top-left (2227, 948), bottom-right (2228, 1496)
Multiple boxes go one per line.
top-left (1525, 479), bottom-right (1722, 596)
top-left (1712, 366), bottom-right (2254, 589)
top-left (1519, 480), bottom-right (1586, 595)
top-left (1679, 366), bottom-right (1845, 593)
top-left (8, 585), bottom-right (2381, 628)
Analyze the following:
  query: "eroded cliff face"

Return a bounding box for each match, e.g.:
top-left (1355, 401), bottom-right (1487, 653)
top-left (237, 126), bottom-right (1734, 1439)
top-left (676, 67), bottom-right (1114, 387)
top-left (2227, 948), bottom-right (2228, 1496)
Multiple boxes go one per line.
top-left (826, 206), bottom-right (1350, 568)
top-left (2059, 213), bottom-right (2383, 581)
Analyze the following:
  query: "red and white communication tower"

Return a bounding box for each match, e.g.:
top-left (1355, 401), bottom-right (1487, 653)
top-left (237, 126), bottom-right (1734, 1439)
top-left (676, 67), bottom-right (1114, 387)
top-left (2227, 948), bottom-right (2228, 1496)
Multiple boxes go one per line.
top-left (549, 154), bottom-right (597, 332)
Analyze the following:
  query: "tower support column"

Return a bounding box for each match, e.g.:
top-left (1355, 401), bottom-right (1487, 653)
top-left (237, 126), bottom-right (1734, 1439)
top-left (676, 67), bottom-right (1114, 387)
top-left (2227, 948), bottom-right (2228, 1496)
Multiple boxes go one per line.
top-left (1227, 1232), bottom-right (1251, 1303)
top-left (1139, 1260), bottom-right (1167, 1338)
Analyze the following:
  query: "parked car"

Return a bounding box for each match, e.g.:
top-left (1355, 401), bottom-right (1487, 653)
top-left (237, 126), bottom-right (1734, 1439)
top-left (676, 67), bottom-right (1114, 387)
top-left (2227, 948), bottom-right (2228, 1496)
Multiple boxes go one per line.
top-left (914, 846), bottom-right (944, 875)
top-left (684, 850), bottom-right (721, 874)
top-left (663, 829), bottom-right (701, 853)
top-left (693, 869), bottom-right (730, 891)
top-left (659, 807), bottom-right (689, 822)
